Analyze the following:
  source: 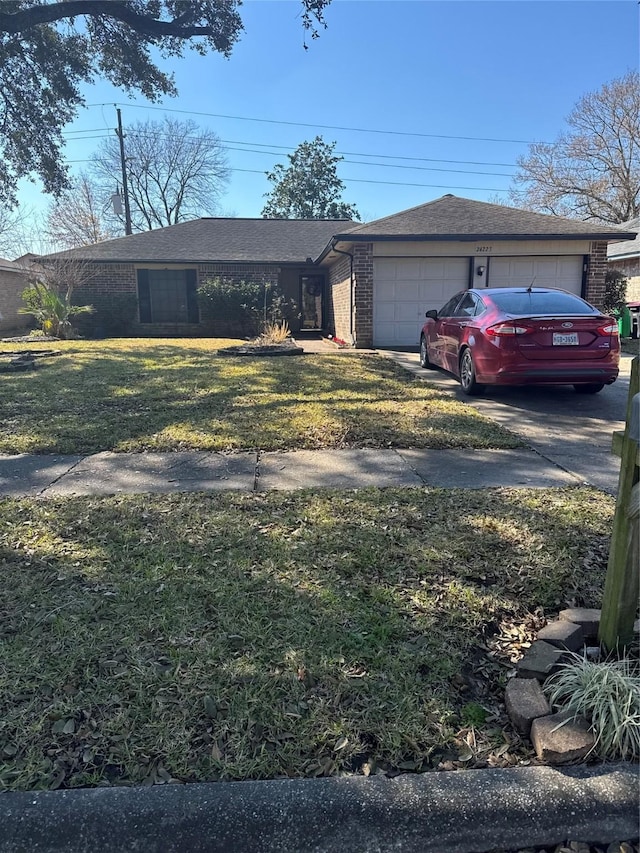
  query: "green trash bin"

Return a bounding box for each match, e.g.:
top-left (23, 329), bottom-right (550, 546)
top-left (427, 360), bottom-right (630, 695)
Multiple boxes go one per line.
top-left (617, 306), bottom-right (632, 338)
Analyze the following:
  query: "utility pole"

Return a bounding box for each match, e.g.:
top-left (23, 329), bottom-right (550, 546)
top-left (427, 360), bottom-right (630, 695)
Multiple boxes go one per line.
top-left (115, 107), bottom-right (133, 236)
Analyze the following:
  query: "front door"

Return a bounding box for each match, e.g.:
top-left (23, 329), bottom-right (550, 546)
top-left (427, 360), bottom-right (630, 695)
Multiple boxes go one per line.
top-left (300, 275), bottom-right (324, 330)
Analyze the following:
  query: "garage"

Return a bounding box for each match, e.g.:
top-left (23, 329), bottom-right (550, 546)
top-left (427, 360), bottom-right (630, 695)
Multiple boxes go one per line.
top-left (321, 195), bottom-right (631, 348)
top-left (486, 255), bottom-right (585, 295)
top-left (373, 257), bottom-right (469, 347)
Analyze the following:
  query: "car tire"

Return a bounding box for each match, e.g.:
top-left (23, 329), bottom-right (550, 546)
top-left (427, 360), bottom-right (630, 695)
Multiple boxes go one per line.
top-left (459, 348), bottom-right (486, 396)
top-left (419, 335), bottom-right (433, 369)
top-left (573, 383), bottom-right (605, 394)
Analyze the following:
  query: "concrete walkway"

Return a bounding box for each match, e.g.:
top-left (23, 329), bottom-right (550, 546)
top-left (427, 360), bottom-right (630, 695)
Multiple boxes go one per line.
top-left (0, 446), bottom-right (584, 498)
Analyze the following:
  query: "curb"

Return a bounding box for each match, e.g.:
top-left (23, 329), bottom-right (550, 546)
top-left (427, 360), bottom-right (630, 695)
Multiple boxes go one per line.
top-left (0, 764), bottom-right (637, 852)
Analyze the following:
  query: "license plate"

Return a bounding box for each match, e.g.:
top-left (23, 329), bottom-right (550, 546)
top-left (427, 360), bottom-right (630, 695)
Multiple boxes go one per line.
top-left (553, 332), bottom-right (579, 346)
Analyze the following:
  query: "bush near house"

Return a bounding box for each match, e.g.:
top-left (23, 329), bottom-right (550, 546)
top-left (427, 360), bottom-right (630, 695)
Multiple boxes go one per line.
top-left (71, 294), bottom-right (138, 338)
top-left (198, 278), bottom-right (298, 338)
top-left (603, 268), bottom-right (628, 315)
top-left (198, 278), bottom-right (263, 337)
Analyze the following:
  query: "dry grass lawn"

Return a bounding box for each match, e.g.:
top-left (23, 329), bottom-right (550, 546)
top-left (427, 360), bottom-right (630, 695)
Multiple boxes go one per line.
top-left (0, 486), bottom-right (613, 791)
top-left (0, 339), bottom-right (520, 454)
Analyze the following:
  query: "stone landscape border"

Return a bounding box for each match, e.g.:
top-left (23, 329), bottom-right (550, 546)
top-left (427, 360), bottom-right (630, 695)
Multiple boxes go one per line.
top-left (507, 608), bottom-right (638, 764)
top-left (218, 344), bottom-right (304, 357)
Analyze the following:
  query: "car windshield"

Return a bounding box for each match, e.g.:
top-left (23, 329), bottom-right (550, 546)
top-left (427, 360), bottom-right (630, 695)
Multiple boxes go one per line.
top-left (490, 291), bottom-right (596, 316)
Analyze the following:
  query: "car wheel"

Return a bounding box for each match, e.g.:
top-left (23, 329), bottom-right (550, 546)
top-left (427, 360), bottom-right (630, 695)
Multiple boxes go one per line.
top-left (419, 335), bottom-right (433, 369)
top-left (573, 383), bottom-right (605, 394)
top-left (459, 348), bottom-right (485, 396)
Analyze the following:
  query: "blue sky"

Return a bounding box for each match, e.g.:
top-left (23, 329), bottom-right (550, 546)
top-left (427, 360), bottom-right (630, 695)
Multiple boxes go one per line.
top-left (18, 0), bottom-right (640, 226)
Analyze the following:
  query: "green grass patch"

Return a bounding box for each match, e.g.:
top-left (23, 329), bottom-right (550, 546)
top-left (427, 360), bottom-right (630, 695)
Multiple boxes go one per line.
top-left (0, 339), bottom-right (519, 454)
top-left (0, 486), bottom-right (612, 790)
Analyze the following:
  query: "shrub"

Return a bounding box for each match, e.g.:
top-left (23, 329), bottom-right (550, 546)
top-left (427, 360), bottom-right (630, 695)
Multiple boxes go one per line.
top-left (198, 278), bottom-right (298, 338)
top-left (544, 653), bottom-right (640, 761)
top-left (71, 294), bottom-right (138, 338)
top-left (198, 278), bottom-right (263, 337)
top-left (603, 268), bottom-right (628, 315)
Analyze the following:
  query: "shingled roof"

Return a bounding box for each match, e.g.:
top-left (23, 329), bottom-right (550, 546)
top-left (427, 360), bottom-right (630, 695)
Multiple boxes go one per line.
top-left (607, 217), bottom-right (640, 260)
top-left (46, 218), bottom-right (357, 264)
top-left (0, 257), bottom-right (24, 273)
top-left (323, 195), bottom-right (637, 249)
top-left (42, 197), bottom-right (637, 267)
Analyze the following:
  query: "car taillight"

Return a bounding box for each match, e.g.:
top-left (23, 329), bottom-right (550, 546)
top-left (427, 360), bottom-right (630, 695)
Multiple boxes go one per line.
top-left (596, 323), bottom-right (619, 336)
top-left (485, 323), bottom-right (533, 337)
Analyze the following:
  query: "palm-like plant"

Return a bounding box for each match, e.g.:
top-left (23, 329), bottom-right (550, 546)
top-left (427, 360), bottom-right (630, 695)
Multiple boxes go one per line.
top-left (18, 259), bottom-right (95, 339)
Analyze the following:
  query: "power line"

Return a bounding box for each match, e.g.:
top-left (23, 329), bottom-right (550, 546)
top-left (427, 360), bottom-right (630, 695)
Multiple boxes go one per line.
top-left (65, 158), bottom-right (506, 192)
top-left (86, 101), bottom-right (541, 145)
top-left (62, 132), bottom-right (516, 177)
top-left (62, 127), bottom-right (520, 169)
top-left (63, 127), bottom-right (520, 168)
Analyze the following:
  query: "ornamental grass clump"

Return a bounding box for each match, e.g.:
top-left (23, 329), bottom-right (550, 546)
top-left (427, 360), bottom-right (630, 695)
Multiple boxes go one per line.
top-left (258, 320), bottom-right (291, 344)
top-left (544, 653), bottom-right (640, 761)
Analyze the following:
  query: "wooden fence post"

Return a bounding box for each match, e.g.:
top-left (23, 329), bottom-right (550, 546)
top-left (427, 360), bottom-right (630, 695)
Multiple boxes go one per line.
top-left (599, 356), bottom-right (639, 650)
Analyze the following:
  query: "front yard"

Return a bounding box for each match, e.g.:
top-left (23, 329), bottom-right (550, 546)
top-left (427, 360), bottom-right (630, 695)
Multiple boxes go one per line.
top-left (0, 339), bottom-right (520, 454)
top-left (0, 486), bottom-right (613, 791)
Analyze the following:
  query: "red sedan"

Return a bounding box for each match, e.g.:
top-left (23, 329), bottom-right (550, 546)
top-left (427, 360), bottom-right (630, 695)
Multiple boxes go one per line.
top-left (419, 287), bottom-right (619, 395)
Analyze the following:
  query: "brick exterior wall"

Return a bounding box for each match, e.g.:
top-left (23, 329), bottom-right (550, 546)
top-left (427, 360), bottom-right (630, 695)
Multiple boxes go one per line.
top-left (197, 264), bottom-right (280, 289)
top-left (0, 267), bottom-right (29, 331)
top-left (352, 243), bottom-right (374, 348)
top-left (326, 254), bottom-right (352, 343)
top-left (584, 241), bottom-right (608, 309)
top-left (609, 256), bottom-right (640, 302)
top-left (75, 261), bottom-right (283, 337)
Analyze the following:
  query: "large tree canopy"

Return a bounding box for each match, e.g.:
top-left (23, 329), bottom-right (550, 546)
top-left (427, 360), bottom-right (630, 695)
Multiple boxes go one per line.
top-left (509, 71), bottom-right (640, 224)
top-left (0, 0), bottom-right (332, 206)
top-left (262, 136), bottom-right (360, 220)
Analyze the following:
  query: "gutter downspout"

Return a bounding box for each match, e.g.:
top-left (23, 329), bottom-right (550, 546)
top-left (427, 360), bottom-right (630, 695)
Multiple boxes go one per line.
top-left (331, 240), bottom-right (355, 346)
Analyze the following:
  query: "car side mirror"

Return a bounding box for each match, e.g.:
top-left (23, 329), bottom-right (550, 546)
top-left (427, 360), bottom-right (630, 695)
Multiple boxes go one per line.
top-left (425, 309), bottom-right (438, 320)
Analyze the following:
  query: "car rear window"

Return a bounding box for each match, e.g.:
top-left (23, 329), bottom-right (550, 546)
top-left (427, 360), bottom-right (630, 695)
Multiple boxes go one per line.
top-left (490, 291), bottom-right (596, 315)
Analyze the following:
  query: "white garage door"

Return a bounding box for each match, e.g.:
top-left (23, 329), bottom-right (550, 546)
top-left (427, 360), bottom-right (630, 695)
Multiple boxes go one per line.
top-left (488, 256), bottom-right (584, 295)
top-left (373, 257), bottom-right (468, 347)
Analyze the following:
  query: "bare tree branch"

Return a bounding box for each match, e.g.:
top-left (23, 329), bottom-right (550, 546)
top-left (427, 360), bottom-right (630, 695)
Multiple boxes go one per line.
top-left (509, 71), bottom-right (640, 224)
top-left (47, 173), bottom-right (119, 248)
top-left (92, 116), bottom-right (230, 231)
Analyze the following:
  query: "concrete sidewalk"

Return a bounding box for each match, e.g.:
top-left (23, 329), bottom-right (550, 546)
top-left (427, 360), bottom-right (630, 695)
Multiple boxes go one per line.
top-left (0, 446), bottom-right (584, 497)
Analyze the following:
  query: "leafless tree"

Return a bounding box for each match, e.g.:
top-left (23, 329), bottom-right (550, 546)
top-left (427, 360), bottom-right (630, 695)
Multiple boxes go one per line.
top-left (46, 172), bottom-right (118, 248)
top-left (509, 71), bottom-right (640, 224)
top-left (92, 117), bottom-right (230, 230)
top-left (0, 204), bottom-right (36, 258)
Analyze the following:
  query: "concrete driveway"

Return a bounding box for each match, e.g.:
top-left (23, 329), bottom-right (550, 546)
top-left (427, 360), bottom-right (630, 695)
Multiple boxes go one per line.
top-left (382, 350), bottom-right (636, 495)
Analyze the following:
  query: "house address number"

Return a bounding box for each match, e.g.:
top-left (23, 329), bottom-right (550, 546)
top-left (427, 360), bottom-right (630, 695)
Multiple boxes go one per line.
top-left (475, 246), bottom-right (492, 253)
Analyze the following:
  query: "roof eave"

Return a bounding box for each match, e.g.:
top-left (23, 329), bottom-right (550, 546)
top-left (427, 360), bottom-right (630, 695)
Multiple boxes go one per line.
top-left (44, 256), bottom-right (317, 265)
top-left (328, 231), bottom-right (637, 243)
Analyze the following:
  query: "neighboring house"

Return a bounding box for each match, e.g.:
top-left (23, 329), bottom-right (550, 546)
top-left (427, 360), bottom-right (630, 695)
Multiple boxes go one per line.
top-left (44, 195), bottom-right (636, 348)
top-left (607, 217), bottom-right (640, 302)
top-left (0, 258), bottom-right (30, 333)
